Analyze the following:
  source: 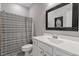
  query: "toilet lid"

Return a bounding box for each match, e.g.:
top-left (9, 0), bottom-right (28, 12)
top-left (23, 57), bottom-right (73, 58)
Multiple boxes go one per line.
top-left (22, 44), bottom-right (33, 49)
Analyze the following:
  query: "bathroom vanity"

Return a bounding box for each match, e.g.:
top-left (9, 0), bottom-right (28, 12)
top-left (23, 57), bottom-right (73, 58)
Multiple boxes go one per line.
top-left (32, 34), bottom-right (79, 56)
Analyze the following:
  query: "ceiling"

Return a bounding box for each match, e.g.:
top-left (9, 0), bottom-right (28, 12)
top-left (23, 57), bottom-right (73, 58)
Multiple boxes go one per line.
top-left (18, 3), bottom-right (55, 8)
top-left (18, 3), bottom-right (33, 8)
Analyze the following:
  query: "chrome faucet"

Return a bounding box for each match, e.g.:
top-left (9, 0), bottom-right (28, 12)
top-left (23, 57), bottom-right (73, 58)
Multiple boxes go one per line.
top-left (52, 34), bottom-right (58, 39)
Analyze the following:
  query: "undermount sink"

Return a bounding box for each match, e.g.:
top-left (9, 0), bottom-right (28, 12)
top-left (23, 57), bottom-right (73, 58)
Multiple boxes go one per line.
top-left (48, 37), bottom-right (63, 44)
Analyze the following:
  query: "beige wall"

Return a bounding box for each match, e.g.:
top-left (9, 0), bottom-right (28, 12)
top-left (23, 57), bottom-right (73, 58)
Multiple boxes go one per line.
top-left (29, 3), bottom-right (48, 36)
top-left (0, 3), bottom-right (1, 11)
top-left (1, 3), bottom-right (29, 17)
top-left (29, 3), bottom-right (79, 38)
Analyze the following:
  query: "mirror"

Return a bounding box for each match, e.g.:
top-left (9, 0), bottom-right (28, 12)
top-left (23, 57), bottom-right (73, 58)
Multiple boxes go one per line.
top-left (46, 3), bottom-right (78, 31)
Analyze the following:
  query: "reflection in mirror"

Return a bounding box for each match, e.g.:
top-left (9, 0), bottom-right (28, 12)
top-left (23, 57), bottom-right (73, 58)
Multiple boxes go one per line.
top-left (55, 16), bottom-right (63, 28)
top-left (48, 4), bottom-right (72, 28)
top-left (46, 3), bottom-right (78, 31)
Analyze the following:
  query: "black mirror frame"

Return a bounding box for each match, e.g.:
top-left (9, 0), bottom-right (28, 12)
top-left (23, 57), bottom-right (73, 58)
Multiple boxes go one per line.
top-left (46, 3), bottom-right (78, 31)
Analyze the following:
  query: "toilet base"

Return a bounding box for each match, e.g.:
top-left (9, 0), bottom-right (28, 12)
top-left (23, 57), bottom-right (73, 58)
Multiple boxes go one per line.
top-left (21, 44), bottom-right (33, 56)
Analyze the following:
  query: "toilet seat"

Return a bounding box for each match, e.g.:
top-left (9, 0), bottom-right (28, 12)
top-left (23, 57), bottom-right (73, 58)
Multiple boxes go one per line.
top-left (22, 44), bottom-right (33, 51)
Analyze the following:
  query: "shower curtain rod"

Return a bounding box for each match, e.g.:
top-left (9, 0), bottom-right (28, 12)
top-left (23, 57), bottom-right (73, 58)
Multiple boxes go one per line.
top-left (0, 10), bottom-right (32, 19)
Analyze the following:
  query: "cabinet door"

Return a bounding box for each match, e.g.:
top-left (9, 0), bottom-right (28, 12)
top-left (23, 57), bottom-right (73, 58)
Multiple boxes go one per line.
top-left (37, 47), bottom-right (44, 56)
top-left (33, 45), bottom-right (38, 56)
top-left (33, 45), bottom-right (44, 56)
top-left (53, 47), bottom-right (74, 56)
top-left (38, 41), bottom-right (53, 55)
top-left (37, 47), bottom-right (50, 56)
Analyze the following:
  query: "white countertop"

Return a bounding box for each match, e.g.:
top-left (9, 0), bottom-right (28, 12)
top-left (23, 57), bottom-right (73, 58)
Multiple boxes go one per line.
top-left (33, 34), bottom-right (79, 56)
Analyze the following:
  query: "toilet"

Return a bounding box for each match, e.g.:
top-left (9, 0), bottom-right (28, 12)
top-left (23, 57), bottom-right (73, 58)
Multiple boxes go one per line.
top-left (22, 44), bottom-right (33, 56)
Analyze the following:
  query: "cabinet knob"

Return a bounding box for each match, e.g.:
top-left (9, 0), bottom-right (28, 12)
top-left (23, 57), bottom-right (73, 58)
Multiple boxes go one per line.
top-left (40, 51), bottom-right (43, 53)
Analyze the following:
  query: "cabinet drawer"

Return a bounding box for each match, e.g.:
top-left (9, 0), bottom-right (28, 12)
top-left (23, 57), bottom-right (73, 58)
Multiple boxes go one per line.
top-left (38, 41), bottom-right (53, 55)
top-left (53, 47), bottom-right (75, 56)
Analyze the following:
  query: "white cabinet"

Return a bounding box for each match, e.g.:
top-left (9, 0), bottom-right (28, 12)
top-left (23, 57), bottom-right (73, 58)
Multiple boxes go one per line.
top-left (33, 39), bottom-right (38, 56)
top-left (37, 47), bottom-right (51, 56)
top-left (38, 41), bottom-right (53, 55)
top-left (33, 39), bottom-right (77, 56)
top-left (53, 47), bottom-right (76, 56)
top-left (33, 45), bottom-right (38, 56)
top-left (33, 39), bottom-right (52, 56)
